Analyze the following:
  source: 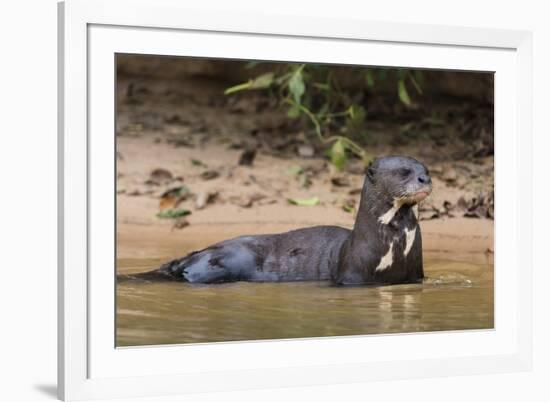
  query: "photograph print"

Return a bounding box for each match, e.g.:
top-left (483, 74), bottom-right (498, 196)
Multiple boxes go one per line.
top-left (115, 55), bottom-right (494, 346)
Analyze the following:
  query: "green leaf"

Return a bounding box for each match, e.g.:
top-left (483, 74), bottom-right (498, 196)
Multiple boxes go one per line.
top-left (156, 208), bottom-right (191, 219)
top-left (287, 196), bottom-right (320, 206)
top-left (224, 81), bottom-right (253, 95)
top-left (274, 71), bottom-right (293, 85)
top-left (224, 72), bottom-right (274, 95)
top-left (366, 70), bottom-right (375, 88)
top-left (250, 72), bottom-right (274, 89)
top-left (346, 105), bottom-right (366, 135)
top-left (191, 158), bottom-right (206, 167)
top-left (288, 68), bottom-right (305, 104)
top-left (361, 151), bottom-right (374, 166)
top-left (330, 139), bottom-right (347, 171)
top-left (397, 79), bottom-right (411, 106)
top-left (159, 186), bottom-right (191, 201)
top-left (287, 104), bottom-right (301, 119)
top-left (342, 204), bottom-right (355, 213)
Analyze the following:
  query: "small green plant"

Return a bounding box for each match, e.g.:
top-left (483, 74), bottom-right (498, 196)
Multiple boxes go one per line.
top-left (396, 69), bottom-right (423, 106)
top-left (156, 208), bottom-right (191, 219)
top-left (287, 196), bottom-right (320, 206)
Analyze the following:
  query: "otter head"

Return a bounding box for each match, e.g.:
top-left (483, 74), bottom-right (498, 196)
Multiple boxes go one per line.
top-left (366, 156), bottom-right (432, 210)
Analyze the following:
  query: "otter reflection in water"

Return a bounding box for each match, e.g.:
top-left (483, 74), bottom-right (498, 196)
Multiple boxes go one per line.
top-left (137, 155), bottom-right (432, 285)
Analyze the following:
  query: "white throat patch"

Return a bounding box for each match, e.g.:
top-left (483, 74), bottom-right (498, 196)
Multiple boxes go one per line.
top-left (412, 205), bottom-right (419, 220)
top-left (403, 227), bottom-right (417, 257)
top-left (375, 242), bottom-right (394, 272)
top-left (378, 199), bottom-right (404, 225)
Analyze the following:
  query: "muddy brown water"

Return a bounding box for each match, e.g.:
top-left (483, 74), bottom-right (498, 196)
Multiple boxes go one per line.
top-left (116, 251), bottom-right (493, 347)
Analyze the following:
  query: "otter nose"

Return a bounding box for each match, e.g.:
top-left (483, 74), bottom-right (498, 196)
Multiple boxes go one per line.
top-left (418, 174), bottom-right (431, 185)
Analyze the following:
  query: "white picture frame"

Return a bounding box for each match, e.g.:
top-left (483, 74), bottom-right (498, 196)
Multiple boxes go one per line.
top-left (58, 0), bottom-right (533, 400)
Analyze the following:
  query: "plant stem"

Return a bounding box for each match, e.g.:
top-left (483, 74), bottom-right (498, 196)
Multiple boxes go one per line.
top-left (284, 99), bottom-right (371, 162)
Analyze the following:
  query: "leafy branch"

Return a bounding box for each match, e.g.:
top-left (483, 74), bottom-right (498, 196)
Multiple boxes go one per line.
top-left (283, 99), bottom-right (371, 170)
top-left (224, 64), bottom-right (423, 170)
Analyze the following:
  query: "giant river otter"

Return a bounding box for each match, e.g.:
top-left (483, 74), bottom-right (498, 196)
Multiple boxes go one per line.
top-left (136, 155), bottom-right (432, 285)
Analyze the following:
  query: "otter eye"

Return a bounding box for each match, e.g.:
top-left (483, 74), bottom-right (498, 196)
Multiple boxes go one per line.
top-left (398, 168), bottom-right (412, 177)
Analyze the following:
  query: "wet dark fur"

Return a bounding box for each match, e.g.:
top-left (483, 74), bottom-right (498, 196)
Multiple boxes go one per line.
top-left (131, 156), bottom-right (432, 285)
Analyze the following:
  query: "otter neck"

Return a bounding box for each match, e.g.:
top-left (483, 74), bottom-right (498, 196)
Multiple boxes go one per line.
top-left (351, 181), bottom-right (417, 238)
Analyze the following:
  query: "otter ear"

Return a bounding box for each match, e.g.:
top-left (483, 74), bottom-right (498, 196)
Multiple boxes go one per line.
top-left (366, 166), bottom-right (376, 182)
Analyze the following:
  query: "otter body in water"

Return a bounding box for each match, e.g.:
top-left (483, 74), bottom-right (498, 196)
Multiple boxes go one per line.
top-left (139, 156), bottom-right (432, 285)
